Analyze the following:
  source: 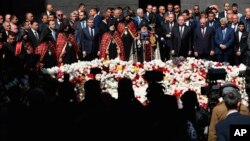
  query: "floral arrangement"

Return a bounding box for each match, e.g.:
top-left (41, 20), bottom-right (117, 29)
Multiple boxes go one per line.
top-left (43, 57), bottom-right (248, 109)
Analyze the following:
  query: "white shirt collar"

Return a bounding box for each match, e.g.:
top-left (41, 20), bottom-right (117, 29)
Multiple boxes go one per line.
top-left (226, 109), bottom-right (238, 117)
top-left (31, 28), bottom-right (36, 33)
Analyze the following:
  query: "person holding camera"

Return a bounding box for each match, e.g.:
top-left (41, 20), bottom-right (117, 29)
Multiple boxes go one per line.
top-left (216, 88), bottom-right (250, 141)
top-left (208, 83), bottom-right (249, 141)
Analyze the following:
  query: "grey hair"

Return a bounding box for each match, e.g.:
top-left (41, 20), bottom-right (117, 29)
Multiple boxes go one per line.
top-left (137, 8), bottom-right (143, 14)
top-left (220, 18), bottom-right (228, 24)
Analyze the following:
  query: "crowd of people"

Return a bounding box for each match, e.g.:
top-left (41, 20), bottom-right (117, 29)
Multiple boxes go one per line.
top-left (1, 2), bottom-right (250, 141)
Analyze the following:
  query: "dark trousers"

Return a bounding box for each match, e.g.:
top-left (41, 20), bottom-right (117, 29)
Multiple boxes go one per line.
top-left (217, 54), bottom-right (230, 63)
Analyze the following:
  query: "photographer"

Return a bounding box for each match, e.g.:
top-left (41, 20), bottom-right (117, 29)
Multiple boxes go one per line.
top-left (208, 83), bottom-right (249, 141)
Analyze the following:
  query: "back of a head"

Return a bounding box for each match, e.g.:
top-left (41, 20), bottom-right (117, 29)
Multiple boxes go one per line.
top-left (224, 90), bottom-right (241, 110)
top-left (84, 80), bottom-right (101, 99)
top-left (146, 82), bottom-right (165, 102)
top-left (181, 90), bottom-right (199, 108)
top-left (118, 78), bottom-right (134, 100)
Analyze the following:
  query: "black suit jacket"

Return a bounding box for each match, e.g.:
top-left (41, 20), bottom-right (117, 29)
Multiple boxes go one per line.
top-left (172, 25), bottom-right (192, 57)
top-left (193, 27), bottom-right (215, 54)
top-left (216, 112), bottom-right (250, 141)
top-left (219, 11), bottom-right (226, 19)
top-left (234, 31), bottom-right (249, 54)
top-left (27, 29), bottom-right (40, 48)
top-left (160, 21), bottom-right (177, 49)
top-left (81, 27), bottom-right (100, 54)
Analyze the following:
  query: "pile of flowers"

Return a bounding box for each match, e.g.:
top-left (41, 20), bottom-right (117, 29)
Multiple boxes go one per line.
top-left (43, 57), bottom-right (248, 109)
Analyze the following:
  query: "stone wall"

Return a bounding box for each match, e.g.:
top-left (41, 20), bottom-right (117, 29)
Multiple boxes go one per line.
top-left (46, 0), bottom-right (138, 16)
top-left (181, 0), bottom-right (250, 13)
top-left (46, 0), bottom-right (249, 16)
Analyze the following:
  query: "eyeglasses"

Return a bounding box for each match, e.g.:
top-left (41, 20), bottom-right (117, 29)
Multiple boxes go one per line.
top-left (57, 14), bottom-right (63, 16)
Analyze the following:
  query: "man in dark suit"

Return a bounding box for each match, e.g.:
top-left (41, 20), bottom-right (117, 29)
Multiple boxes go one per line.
top-left (81, 18), bottom-right (99, 61)
top-left (234, 22), bottom-right (249, 65)
top-left (194, 18), bottom-right (215, 60)
top-left (144, 4), bottom-right (153, 23)
top-left (1, 31), bottom-right (19, 77)
top-left (160, 13), bottom-right (176, 61)
top-left (219, 2), bottom-right (230, 19)
top-left (46, 4), bottom-right (55, 16)
top-left (215, 18), bottom-right (234, 63)
top-left (207, 12), bottom-right (220, 30)
top-left (89, 7), bottom-right (102, 28)
top-left (173, 4), bottom-right (181, 21)
top-left (133, 8), bottom-right (146, 28)
top-left (48, 20), bottom-right (57, 42)
top-left (39, 13), bottom-right (48, 33)
top-left (55, 10), bottom-right (64, 30)
top-left (27, 21), bottom-right (40, 48)
top-left (216, 89), bottom-right (250, 141)
top-left (172, 16), bottom-right (192, 57)
top-left (2, 21), bottom-right (11, 42)
top-left (74, 11), bottom-right (87, 49)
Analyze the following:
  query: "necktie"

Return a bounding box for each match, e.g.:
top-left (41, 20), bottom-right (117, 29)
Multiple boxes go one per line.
top-left (222, 30), bottom-right (226, 40)
top-left (170, 23), bottom-right (173, 31)
top-left (34, 31), bottom-right (39, 40)
top-left (209, 22), bottom-right (213, 27)
top-left (91, 28), bottom-right (94, 37)
top-left (180, 26), bottom-right (183, 38)
top-left (81, 21), bottom-right (84, 29)
top-left (202, 28), bottom-right (205, 37)
top-left (52, 30), bottom-right (56, 40)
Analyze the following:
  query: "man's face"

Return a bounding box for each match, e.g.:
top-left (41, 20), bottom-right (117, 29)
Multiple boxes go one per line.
top-left (238, 25), bottom-right (245, 32)
top-left (87, 20), bottom-right (94, 27)
top-left (152, 7), bottom-right (157, 13)
top-left (178, 16), bottom-right (185, 26)
top-left (56, 11), bottom-right (63, 20)
top-left (232, 6), bottom-right (238, 13)
top-left (89, 9), bottom-right (96, 17)
top-left (174, 5), bottom-right (180, 13)
top-left (137, 11), bottom-right (144, 18)
top-left (200, 19), bottom-right (206, 28)
top-left (24, 22), bottom-right (30, 30)
top-left (79, 5), bottom-right (86, 12)
top-left (182, 13), bottom-right (188, 21)
top-left (48, 15), bottom-right (55, 21)
top-left (105, 10), bottom-right (112, 18)
top-left (4, 22), bottom-right (11, 31)
top-left (233, 15), bottom-right (238, 24)
top-left (146, 5), bottom-right (152, 13)
top-left (159, 6), bottom-right (165, 14)
top-left (168, 14), bottom-right (174, 22)
top-left (220, 22), bottom-right (227, 29)
top-left (31, 22), bottom-right (39, 31)
top-left (7, 35), bottom-right (15, 44)
top-left (5, 14), bottom-right (11, 22)
top-left (49, 21), bottom-right (56, 29)
top-left (47, 5), bottom-right (53, 11)
top-left (12, 17), bottom-right (18, 24)
top-left (79, 12), bottom-right (86, 20)
top-left (0, 16), bottom-right (3, 23)
top-left (208, 13), bottom-right (215, 21)
top-left (42, 15), bottom-right (48, 23)
top-left (189, 10), bottom-right (193, 18)
top-left (194, 6), bottom-right (199, 14)
top-left (167, 5), bottom-right (173, 12)
top-left (224, 3), bottom-right (230, 11)
top-left (27, 13), bottom-right (34, 21)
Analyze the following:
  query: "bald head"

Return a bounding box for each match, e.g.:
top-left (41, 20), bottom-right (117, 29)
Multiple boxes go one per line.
top-left (200, 18), bottom-right (206, 28)
top-left (178, 16), bottom-right (185, 26)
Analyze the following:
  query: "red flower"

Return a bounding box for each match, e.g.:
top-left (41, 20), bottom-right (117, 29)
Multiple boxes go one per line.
top-left (87, 74), bottom-right (94, 79)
